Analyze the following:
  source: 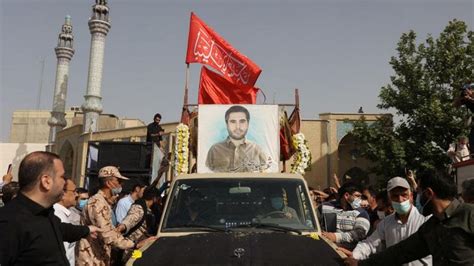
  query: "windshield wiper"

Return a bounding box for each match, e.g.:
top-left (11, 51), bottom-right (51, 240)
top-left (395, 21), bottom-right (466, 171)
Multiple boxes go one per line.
top-left (235, 222), bottom-right (302, 235)
top-left (168, 224), bottom-right (228, 232)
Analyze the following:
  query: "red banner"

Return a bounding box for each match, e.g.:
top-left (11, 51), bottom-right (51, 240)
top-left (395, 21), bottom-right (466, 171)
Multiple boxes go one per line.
top-left (198, 66), bottom-right (258, 104)
top-left (289, 107), bottom-right (301, 134)
top-left (186, 12), bottom-right (261, 86)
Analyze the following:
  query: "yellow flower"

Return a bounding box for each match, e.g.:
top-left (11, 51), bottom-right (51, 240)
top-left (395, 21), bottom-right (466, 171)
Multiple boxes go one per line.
top-left (131, 249), bottom-right (142, 259)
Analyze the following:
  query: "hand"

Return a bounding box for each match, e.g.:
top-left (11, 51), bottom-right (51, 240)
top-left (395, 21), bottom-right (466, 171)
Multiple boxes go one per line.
top-left (115, 224), bottom-right (126, 233)
top-left (313, 190), bottom-right (329, 200)
top-left (337, 247), bottom-right (353, 257)
top-left (136, 236), bottom-right (157, 249)
top-left (333, 173), bottom-right (341, 189)
top-left (88, 225), bottom-right (103, 239)
top-left (321, 231), bottom-right (337, 242)
top-left (2, 173), bottom-right (13, 184)
top-left (344, 257), bottom-right (359, 266)
top-left (329, 187), bottom-right (338, 194)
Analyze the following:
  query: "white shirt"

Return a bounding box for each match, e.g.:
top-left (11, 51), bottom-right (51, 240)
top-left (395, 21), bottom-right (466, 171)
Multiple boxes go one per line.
top-left (68, 206), bottom-right (82, 226)
top-left (115, 194), bottom-right (134, 223)
top-left (352, 206), bottom-right (432, 266)
top-left (447, 143), bottom-right (470, 163)
top-left (53, 203), bottom-right (76, 266)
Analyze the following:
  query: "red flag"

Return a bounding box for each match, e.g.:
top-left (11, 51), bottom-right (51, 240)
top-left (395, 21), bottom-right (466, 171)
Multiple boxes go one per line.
top-left (199, 67), bottom-right (258, 104)
top-left (280, 111), bottom-right (296, 160)
top-left (186, 12), bottom-right (261, 86)
top-left (289, 107), bottom-right (301, 134)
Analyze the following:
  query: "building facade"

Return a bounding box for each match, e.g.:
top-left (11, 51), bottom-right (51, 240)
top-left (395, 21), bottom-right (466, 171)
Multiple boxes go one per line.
top-left (51, 112), bottom-right (386, 189)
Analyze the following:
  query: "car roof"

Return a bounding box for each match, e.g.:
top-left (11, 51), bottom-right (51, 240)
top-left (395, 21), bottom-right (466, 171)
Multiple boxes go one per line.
top-left (176, 172), bottom-right (306, 181)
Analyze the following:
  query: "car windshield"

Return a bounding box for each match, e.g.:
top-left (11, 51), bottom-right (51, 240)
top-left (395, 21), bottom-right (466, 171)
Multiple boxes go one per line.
top-left (162, 178), bottom-right (317, 232)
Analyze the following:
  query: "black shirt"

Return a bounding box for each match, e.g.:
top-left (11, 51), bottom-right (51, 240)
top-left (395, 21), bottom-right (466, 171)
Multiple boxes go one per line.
top-left (146, 122), bottom-right (164, 144)
top-left (0, 193), bottom-right (90, 266)
top-left (361, 199), bottom-right (474, 266)
top-left (465, 101), bottom-right (474, 113)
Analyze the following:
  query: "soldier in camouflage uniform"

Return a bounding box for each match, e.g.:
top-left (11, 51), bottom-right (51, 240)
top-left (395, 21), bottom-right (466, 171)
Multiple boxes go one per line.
top-left (77, 166), bottom-right (152, 265)
top-left (116, 186), bottom-right (160, 263)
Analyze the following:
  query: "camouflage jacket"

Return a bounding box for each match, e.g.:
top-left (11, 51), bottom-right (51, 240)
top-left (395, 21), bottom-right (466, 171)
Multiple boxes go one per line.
top-left (122, 203), bottom-right (150, 242)
top-left (76, 190), bottom-right (134, 266)
top-left (121, 203), bottom-right (151, 262)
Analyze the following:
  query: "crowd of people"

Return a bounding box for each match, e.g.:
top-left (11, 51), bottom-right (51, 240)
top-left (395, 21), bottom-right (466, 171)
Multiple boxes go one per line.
top-left (0, 98), bottom-right (473, 265)
top-left (0, 152), bottom-right (169, 265)
top-left (308, 170), bottom-right (474, 266)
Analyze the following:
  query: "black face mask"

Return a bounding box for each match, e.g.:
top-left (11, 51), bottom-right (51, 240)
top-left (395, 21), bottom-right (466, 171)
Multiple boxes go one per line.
top-left (419, 190), bottom-right (434, 216)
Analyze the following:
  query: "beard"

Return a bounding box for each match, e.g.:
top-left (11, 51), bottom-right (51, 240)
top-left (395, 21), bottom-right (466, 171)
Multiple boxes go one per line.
top-left (419, 192), bottom-right (434, 216)
top-left (229, 129), bottom-right (247, 140)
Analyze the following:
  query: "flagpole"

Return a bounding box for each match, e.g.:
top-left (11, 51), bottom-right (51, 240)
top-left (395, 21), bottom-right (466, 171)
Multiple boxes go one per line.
top-left (185, 63), bottom-right (190, 91)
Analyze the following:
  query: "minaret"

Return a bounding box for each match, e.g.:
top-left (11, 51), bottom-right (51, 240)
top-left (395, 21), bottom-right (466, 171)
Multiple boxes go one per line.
top-left (48, 15), bottom-right (74, 144)
top-left (81, 0), bottom-right (111, 133)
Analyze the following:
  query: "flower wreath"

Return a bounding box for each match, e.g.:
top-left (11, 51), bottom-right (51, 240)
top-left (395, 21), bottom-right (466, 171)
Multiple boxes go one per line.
top-left (290, 133), bottom-right (312, 174)
top-left (174, 123), bottom-right (190, 176)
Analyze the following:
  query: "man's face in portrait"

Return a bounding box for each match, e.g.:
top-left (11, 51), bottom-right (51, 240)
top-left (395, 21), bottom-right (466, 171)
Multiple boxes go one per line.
top-left (226, 112), bottom-right (249, 140)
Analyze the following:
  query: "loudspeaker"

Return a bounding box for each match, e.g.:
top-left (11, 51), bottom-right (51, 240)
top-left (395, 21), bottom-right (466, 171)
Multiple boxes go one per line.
top-left (95, 142), bottom-right (152, 172)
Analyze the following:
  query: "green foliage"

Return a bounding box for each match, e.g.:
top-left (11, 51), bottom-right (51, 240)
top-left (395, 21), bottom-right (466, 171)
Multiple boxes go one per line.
top-left (351, 20), bottom-right (473, 183)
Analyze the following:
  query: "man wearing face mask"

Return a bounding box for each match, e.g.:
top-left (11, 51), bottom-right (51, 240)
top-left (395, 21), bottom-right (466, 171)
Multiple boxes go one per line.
top-left (320, 182), bottom-right (370, 249)
top-left (343, 177), bottom-right (432, 266)
top-left (261, 188), bottom-right (298, 220)
top-left (77, 166), bottom-right (155, 265)
top-left (374, 189), bottom-right (394, 227)
top-left (69, 187), bottom-right (89, 225)
top-left (345, 170), bottom-right (474, 266)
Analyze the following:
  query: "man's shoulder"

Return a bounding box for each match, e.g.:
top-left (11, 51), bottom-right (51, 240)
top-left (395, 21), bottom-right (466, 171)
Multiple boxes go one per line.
top-left (88, 192), bottom-right (109, 208)
top-left (322, 200), bottom-right (340, 210)
top-left (0, 199), bottom-right (29, 223)
top-left (208, 140), bottom-right (229, 150)
top-left (117, 196), bottom-right (130, 206)
top-left (454, 201), bottom-right (474, 219)
top-left (354, 207), bottom-right (370, 219)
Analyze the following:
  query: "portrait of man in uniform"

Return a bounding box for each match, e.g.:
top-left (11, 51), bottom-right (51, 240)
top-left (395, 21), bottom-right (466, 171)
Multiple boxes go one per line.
top-left (198, 105), bottom-right (279, 173)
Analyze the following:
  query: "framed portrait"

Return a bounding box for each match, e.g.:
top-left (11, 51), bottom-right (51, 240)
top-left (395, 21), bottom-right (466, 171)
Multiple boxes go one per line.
top-left (198, 104), bottom-right (280, 173)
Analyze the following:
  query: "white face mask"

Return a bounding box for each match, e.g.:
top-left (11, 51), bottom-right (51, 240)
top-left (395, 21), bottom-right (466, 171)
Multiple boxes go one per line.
top-left (377, 211), bottom-right (386, 220)
top-left (350, 197), bottom-right (362, 209)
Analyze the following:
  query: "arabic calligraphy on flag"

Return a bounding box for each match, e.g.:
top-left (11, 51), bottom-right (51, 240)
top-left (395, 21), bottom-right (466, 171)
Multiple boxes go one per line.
top-left (199, 66), bottom-right (258, 104)
top-left (186, 12), bottom-right (262, 86)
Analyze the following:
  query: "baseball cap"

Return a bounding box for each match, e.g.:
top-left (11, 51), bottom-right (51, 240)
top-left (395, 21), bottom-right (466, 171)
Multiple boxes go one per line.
top-left (98, 166), bottom-right (129, 180)
top-left (387, 177), bottom-right (410, 192)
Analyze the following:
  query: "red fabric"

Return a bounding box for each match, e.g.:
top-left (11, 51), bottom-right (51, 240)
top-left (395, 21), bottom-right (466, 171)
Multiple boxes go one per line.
top-left (289, 107), bottom-right (301, 134)
top-left (280, 128), bottom-right (291, 160)
top-left (279, 111), bottom-right (295, 160)
top-left (198, 67), bottom-right (258, 104)
top-left (180, 107), bottom-right (190, 125)
top-left (186, 12), bottom-right (261, 87)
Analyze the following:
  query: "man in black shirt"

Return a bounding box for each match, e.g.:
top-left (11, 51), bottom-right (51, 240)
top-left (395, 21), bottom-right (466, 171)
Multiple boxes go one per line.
top-left (146, 113), bottom-right (164, 146)
top-left (0, 151), bottom-right (100, 266)
top-left (345, 170), bottom-right (474, 266)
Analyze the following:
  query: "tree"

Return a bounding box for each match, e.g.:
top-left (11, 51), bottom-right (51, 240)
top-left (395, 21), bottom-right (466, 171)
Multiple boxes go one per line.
top-left (351, 20), bottom-right (473, 183)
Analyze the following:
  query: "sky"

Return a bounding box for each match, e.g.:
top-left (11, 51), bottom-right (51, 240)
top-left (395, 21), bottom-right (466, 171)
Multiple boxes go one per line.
top-left (0, 0), bottom-right (472, 142)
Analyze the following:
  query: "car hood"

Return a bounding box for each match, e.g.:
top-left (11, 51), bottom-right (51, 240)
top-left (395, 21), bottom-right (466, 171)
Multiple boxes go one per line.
top-left (131, 232), bottom-right (343, 265)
